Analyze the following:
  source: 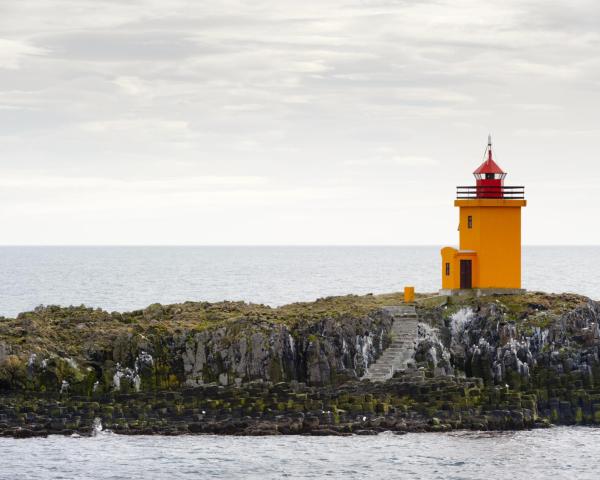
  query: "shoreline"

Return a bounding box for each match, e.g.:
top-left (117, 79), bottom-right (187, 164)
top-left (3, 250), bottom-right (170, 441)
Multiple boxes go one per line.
top-left (0, 371), bottom-right (579, 440)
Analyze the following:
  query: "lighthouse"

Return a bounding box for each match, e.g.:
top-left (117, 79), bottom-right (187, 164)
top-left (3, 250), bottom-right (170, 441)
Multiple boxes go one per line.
top-left (440, 136), bottom-right (526, 294)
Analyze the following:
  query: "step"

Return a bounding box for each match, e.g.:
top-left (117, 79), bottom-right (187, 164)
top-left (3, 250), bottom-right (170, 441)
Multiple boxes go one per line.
top-left (362, 305), bottom-right (419, 382)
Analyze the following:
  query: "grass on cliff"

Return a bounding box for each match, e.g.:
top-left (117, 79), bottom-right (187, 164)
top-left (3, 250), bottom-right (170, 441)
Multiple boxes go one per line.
top-left (0, 292), bottom-right (423, 359)
top-left (438, 291), bottom-right (590, 331)
top-left (0, 290), bottom-right (591, 362)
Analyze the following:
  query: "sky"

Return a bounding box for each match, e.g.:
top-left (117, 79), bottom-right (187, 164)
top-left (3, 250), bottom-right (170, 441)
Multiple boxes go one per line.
top-left (0, 0), bottom-right (599, 245)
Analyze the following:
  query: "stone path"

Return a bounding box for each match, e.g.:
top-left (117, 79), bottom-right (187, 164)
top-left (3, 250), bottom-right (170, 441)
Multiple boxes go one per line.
top-left (363, 305), bottom-right (419, 382)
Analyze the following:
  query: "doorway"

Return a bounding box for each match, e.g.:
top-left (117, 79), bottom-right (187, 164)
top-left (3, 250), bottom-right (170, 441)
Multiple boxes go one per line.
top-left (460, 259), bottom-right (472, 289)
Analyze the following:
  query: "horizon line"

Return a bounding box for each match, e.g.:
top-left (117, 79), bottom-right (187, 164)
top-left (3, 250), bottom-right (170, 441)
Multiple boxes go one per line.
top-left (1, 244), bottom-right (600, 248)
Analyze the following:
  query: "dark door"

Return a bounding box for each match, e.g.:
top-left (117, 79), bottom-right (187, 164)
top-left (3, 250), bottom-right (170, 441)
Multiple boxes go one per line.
top-left (460, 260), bottom-right (472, 289)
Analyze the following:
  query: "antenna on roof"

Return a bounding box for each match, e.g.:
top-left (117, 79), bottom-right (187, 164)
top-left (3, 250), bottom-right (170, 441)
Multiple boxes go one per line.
top-left (488, 133), bottom-right (492, 147)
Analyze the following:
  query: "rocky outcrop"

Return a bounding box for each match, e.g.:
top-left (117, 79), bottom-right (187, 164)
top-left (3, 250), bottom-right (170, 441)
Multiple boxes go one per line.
top-left (2, 293), bottom-right (600, 395)
top-left (0, 371), bottom-right (552, 438)
top-left (180, 313), bottom-right (392, 386)
top-left (415, 293), bottom-right (600, 389)
top-left (0, 342), bottom-right (8, 363)
top-left (2, 291), bottom-right (600, 436)
top-left (0, 297), bottom-right (395, 394)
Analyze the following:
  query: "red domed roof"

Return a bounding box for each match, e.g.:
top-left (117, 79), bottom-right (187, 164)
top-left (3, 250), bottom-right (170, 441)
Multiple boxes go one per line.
top-left (473, 157), bottom-right (505, 175)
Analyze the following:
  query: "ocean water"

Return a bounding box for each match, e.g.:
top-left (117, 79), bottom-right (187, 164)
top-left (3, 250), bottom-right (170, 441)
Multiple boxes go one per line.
top-left (1, 428), bottom-right (599, 479)
top-left (0, 246), bottom-right (599, 318)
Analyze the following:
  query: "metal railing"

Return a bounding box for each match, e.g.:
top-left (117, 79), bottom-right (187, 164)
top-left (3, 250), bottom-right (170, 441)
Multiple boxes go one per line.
top-left (456, 185), bottom-right (525, 199)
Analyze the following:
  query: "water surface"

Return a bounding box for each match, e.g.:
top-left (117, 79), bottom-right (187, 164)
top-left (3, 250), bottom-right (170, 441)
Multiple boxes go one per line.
top-left (1, 428), bottom-right (598, 480)
top-left (1, 246), bottom-right (598, 317)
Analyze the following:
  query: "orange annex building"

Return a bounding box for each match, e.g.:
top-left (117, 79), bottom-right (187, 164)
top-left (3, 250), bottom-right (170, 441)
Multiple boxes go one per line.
top-left (440, 136), bottom-right (526, 294)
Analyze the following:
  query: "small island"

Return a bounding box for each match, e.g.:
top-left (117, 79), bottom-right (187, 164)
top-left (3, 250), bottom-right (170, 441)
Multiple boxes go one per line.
top-left (1, 291), bottom-right (599, 437)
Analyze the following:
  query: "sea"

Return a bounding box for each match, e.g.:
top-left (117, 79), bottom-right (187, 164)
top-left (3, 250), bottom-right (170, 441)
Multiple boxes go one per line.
top-left (1, 245), bottom-right (599, 479)
top-left (1, 246), bottom-right (599, 318)
top-left (1, 428), bottom-right (599, 479)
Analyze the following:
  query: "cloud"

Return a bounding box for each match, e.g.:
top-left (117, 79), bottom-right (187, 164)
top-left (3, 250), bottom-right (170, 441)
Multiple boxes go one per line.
top-left (514, 128), bottom-right (600, 138)
top-left (113, 76), bottom-right (149, 96)
top-left (0, 39), bottom-right (46, 69)
top-left (0, 174), bottom-right (267, 191)
top-left (38, 31), bottom-right (225, 61)
top-left (345, 147), bottom-right (439, 167)
top-left (390, 155), bottom-right (439, 166)
top-left (80, 118), bottom-right (191, 136)
top-left (1, 0), bottom-right (600, 244)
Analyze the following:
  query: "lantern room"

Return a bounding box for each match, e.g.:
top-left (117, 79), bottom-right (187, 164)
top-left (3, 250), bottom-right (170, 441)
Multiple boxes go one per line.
top-left (473, 135), bottom-right (506, 198)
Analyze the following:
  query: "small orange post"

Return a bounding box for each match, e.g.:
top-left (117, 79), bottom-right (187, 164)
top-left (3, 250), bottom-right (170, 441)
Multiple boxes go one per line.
top-left (404, 286), bottom-right (415, 303)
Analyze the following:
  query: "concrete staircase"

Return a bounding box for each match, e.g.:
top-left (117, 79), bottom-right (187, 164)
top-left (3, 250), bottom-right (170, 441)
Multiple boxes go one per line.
top-left (363, 305), bottom-right (419, 382)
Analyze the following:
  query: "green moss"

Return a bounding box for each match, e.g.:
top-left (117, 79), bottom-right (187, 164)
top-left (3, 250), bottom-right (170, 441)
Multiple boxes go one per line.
top-left (362, 401), bottom-right (374, 413)
top-left (0, 355), bottom-right (27, 389)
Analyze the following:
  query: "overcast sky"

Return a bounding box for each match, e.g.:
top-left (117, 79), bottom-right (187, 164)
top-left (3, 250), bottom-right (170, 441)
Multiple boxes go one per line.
top-left (0, 0), bottom-right (599, 245)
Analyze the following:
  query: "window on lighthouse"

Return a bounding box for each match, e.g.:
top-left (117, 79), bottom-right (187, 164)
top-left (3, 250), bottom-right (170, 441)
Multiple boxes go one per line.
top-left (468, 216), bottom-right (473, 229)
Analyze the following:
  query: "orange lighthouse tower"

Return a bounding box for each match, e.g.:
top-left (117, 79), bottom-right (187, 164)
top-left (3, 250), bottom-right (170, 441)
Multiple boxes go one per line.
top-left (440, 136), bottom-right (526, 294)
